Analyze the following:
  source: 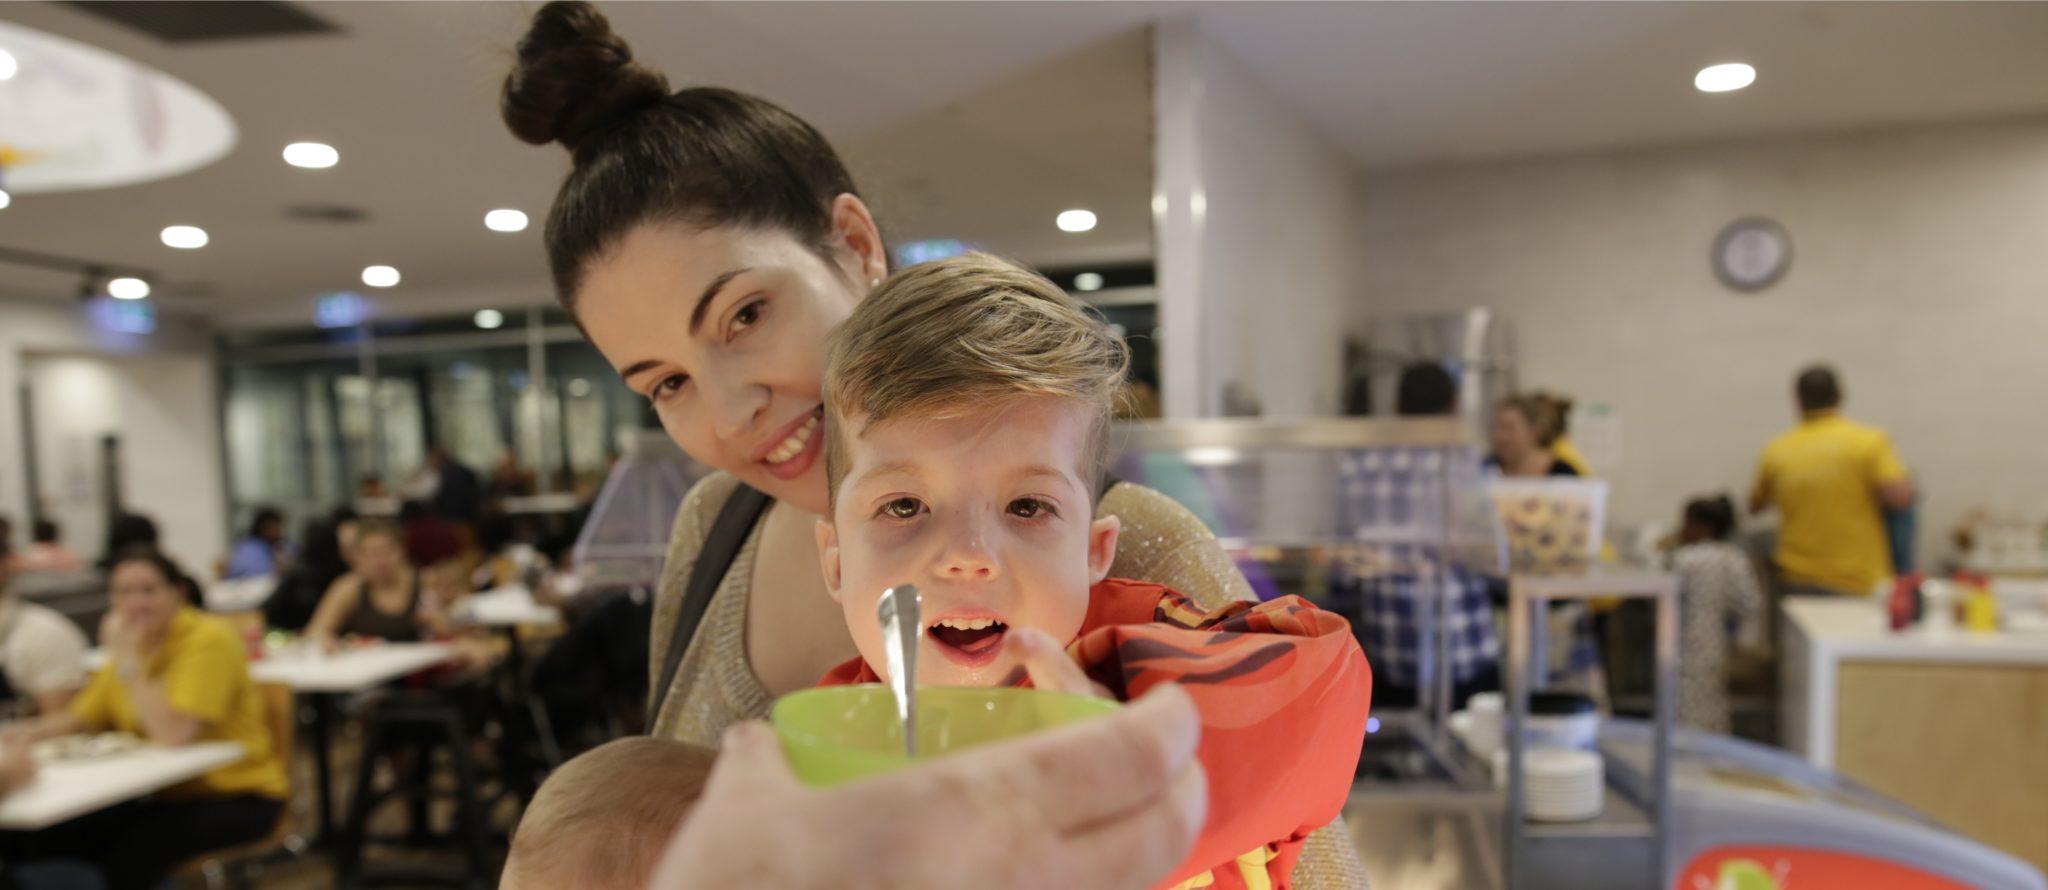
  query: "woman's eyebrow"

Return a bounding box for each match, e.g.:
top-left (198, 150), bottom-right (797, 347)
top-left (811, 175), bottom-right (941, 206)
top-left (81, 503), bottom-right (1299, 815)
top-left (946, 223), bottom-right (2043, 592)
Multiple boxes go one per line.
top-left (688, 268), bottom-right (751, 335)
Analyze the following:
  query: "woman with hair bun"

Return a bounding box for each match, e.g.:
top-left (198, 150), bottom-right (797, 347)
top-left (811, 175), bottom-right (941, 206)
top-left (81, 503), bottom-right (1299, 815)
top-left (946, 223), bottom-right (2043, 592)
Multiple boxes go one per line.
top-left (499, 2), bottom-right (1366, 884)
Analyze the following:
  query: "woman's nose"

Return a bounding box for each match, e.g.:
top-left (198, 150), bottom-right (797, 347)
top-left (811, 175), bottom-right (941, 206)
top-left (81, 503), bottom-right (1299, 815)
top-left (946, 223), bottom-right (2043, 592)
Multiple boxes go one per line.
top-left (706, 376), bottom-right (770, 442)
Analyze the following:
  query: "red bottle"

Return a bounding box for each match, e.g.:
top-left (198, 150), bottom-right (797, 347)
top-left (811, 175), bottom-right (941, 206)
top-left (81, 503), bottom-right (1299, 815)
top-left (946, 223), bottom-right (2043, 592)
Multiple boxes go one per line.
top-left (1887, 572), bottom-right (1923, 632)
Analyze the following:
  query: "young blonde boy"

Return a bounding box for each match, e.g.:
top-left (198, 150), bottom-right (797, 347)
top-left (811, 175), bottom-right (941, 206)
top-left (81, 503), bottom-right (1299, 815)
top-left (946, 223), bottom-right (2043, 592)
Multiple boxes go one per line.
top-left (812, 253), bottom-right (1372, 889)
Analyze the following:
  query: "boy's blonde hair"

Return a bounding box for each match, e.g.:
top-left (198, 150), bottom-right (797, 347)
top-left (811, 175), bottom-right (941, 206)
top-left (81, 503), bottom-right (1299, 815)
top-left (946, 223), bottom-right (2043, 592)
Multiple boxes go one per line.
top-left (823, 252), bottom-right (1130, 510)
top-left (503, 737), bottom-right (716, 889)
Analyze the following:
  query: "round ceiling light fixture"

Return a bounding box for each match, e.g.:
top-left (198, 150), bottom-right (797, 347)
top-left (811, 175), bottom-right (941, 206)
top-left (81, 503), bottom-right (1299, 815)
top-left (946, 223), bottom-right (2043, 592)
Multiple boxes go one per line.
top-left (1056, 209), bottom-right (1098, 233)
top-left (0, 48), bottom-right (17, 81)
top-left (361, 265), bottom-right (400, 288)
top-left (474, 309), bottom-right (506, 330)
top-left (161, 225), bottom-right (209, 249)
top-left (108, 277), bottom-right (151, 300)
top-left (283, 142), bottom-right (339, 169)
top-left (1074, 272), bottom-right (1105, 292)
top-left (485, 209), bottom-right (529, 233)
top-left (1694, 62), bottom-right (1756, 93)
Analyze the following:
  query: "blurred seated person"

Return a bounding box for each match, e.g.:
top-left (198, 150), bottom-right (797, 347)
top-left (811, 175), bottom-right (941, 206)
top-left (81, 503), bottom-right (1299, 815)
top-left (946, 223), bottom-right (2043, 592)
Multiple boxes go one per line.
top-left (1528, 390), bottom-right (1592, 477)
top-left (358, 474), bottom-right (389, 500)
top-left (425, 447), bottom-right (482, 523)
top-left (263, 518), bottom-right (352, 633)
top-left (487, 452), bottom-right (536, 501)
top-left (305, 521), bottom-right (448, 648)
top-left (0, 550), bottom-right (288, 890)
top-left (1488, 393), bottom-right (1580, 478)
top-left (97, 514), bottom-right (160, 572)
top-left (10, 520), bottom-right (86, 574)
top-left (0, 555), bottom-right (91, 714)
top-left (1339, 362), bottom-right (1502, 710)
top-left (224, 507), bottom-right (291, 581)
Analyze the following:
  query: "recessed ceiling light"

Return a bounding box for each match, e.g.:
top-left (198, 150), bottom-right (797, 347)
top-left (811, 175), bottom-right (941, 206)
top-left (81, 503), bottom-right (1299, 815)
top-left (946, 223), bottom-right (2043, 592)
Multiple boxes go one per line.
top-left (474, 309), bottom-right (505, 330)
top-left (361, 265), bottom-right (400, 288)
top-left (0, 49), bottom-right (16, 81)
top-left (108, 277), bottom-right (151, 300)
top-left (283, 142), bottom-right (339, 169)
top-left (1056, 209), bottom-right (1098, 233)
top-left (1694, 62), bottom-right (1756, 93)
top-left (485, 209), bottom-right (529, 233)
top-left (0, 189), bottom-right (10, 210)
top-left (161, 225), bottom-right (209, 249)
top-left (1074, 272), bottom-right (1104, 292)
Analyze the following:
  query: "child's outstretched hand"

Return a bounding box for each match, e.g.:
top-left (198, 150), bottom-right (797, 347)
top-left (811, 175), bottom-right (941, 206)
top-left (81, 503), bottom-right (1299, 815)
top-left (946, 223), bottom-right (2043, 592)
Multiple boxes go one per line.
top-left (1011, 627), bottom-right (1114, 699)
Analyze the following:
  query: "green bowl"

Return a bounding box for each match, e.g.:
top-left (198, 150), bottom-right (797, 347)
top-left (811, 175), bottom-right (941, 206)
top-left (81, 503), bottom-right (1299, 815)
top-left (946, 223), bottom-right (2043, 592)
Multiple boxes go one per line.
top-left (771, 684), bottom-right (1122, 787)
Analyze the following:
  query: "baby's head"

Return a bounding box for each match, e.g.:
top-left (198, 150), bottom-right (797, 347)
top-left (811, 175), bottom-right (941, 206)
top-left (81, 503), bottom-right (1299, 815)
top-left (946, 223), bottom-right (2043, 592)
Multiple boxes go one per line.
top-left (817, 252), bottom-right (1130, 686)
top-left (503, 737), bottom-right (716, 890)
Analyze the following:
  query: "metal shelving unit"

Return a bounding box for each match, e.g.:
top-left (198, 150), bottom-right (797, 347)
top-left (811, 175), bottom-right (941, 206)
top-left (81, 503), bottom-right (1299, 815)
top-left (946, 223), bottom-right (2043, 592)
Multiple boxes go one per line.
top-left (1502, 570), bottom-right (1677, 890)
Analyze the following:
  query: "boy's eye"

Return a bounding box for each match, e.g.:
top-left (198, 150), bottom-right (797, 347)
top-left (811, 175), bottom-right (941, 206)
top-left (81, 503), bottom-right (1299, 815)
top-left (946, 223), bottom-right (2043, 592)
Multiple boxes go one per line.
top-left (1007, 497), bottom-right (1056, 520)
top-left (878, 497), bottom-right (926, 520)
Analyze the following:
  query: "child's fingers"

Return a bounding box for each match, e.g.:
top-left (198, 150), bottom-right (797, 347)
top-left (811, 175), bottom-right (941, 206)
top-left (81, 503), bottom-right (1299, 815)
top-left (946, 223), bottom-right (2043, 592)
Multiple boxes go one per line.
top-left (1013, 627), bottom-right (1109, 698)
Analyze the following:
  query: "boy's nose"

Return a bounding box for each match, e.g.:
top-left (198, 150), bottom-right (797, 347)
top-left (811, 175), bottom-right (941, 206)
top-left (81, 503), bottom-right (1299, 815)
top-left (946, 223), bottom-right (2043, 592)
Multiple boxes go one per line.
top-left (937, 520), bottom-right (1000, 581)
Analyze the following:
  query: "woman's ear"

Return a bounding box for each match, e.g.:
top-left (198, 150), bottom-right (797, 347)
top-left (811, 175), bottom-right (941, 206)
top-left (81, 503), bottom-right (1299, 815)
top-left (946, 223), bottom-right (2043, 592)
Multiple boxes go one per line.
top-left (828, 193), bottom-right (889, 288)
top-left (1086, 514), bottom-right (1121, 584)
top-left (814, 518), bottom-right (843, 600)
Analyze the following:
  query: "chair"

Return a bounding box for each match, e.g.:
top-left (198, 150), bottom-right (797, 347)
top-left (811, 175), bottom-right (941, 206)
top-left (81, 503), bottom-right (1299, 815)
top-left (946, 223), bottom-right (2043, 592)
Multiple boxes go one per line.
top-left (176, 682), bottom-right (302, 888)
top-left (334, 690), bottom-right (498, 889)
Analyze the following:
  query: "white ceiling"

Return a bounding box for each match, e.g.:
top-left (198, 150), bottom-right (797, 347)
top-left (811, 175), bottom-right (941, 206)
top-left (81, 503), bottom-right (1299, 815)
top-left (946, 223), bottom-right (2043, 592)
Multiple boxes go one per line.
top-left (1200, 1), bottom-right (2048, 168)
top-left (4, 1), bottom-right (2047, 327)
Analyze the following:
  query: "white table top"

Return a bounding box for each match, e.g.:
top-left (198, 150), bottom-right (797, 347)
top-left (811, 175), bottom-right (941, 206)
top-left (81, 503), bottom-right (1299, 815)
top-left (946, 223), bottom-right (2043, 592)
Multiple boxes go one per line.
top-left (1782, 596), bottom-right (2048, 667)
top-left (249, 642), bottom-right (459, 692)
top-left (455, 586), bottom-right (563, 629)
top-left (203, 576), bottom-right (277, 613)
top-left (82, 642), bottom-right (458, 694)
top-left (0, 741), bottom-right (245, 830)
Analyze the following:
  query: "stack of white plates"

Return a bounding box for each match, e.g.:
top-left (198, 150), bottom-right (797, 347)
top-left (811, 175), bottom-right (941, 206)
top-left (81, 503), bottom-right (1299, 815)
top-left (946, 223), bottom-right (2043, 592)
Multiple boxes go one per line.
top-left (1522, 749), bottom-right (1604, 821)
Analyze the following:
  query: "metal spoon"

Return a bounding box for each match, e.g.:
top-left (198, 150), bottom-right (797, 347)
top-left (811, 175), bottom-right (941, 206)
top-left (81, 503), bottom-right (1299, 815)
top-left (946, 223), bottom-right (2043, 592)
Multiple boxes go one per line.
top-left (877, 584), bottom-right (922, 758)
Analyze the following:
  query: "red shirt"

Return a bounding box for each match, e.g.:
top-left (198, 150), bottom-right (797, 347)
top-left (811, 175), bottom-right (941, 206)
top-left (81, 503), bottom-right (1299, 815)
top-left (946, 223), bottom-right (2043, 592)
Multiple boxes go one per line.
top-left (819, 579), bottom-right (1372, 889)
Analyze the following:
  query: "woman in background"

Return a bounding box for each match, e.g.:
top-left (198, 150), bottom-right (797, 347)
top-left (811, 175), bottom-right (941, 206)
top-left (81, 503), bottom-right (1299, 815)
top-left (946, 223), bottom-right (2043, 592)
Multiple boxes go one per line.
top-left (1489, 394), bottom-right (1580, 478)
top-left (305, 521), bottom-right (444, 647)
top-left (0, 550), bottom-right (288, 890)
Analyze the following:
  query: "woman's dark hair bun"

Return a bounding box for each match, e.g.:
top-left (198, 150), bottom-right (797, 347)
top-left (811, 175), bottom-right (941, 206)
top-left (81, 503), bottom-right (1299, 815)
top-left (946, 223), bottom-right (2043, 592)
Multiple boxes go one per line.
top-left (502, 0), bottom-right (670, 154)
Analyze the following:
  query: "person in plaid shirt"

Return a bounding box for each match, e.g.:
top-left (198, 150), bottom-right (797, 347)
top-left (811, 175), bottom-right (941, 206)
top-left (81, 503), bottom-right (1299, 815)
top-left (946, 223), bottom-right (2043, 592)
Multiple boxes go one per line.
top-left (1331, 362), bottom-right (1505, 710)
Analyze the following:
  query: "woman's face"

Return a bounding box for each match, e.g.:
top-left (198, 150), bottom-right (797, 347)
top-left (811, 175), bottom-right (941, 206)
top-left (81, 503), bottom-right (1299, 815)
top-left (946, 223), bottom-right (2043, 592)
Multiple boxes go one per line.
top-left (1492, 405), bottom-right (1538, 466)
top-left (109, 561), bottom-right (183, 640)
top-left (575, 215), bottom-right (882, 516)
top-left (356, 532), bottom-right (406, 583)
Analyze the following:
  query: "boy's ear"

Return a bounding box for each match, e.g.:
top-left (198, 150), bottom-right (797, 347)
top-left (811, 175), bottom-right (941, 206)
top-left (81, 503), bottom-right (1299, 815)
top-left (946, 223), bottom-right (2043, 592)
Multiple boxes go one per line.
top-left (1086, 514), bottom-right (1121, 584)
top-left (814, 518), bottom-right (843, 600)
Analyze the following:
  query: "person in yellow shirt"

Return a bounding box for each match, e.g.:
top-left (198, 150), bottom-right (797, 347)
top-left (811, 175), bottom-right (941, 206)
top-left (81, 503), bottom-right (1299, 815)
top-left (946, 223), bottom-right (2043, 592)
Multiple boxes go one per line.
top-left (0, 550), bottom-right (287, 890)
top-left (1749, 366), bottom-right (1914, 596)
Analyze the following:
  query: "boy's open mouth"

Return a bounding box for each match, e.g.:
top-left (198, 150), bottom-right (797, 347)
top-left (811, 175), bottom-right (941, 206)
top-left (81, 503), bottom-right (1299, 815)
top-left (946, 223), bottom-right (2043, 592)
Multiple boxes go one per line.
top-left (927, 617), bottom-right (1010, 667)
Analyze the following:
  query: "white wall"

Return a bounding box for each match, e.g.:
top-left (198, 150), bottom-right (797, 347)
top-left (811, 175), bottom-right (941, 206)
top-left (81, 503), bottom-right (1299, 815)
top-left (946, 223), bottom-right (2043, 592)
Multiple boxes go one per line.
top-left (1356, 117), bottom-right (2048, 563)
top-left (1, 299), bottom-right (226, 575)
top-left (1152, 19), bottom-right (1363, 419)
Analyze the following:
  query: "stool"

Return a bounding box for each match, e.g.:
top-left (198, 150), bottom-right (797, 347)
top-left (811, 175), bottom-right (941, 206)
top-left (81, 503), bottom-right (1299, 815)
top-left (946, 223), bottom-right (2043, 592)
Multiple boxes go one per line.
top-left (334, 692), bottom-right (497, 889)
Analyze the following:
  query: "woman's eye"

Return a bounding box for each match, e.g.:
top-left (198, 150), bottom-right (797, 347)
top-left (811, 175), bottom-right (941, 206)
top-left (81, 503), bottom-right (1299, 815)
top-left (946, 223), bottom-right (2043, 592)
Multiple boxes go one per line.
top-left (651, 374), bottom-right (689, 399)
top-left (879, 497), bottom-right (926, 521)
top-left (1007, 497), bottom-right (1056, 520)
top-left (728, 300), bottom-right (763, 337)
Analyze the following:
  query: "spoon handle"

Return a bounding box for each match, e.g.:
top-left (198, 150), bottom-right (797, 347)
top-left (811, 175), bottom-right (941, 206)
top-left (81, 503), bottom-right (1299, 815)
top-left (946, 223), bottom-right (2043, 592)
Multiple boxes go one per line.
top-left (877, 584), bottom-right (921, 757)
